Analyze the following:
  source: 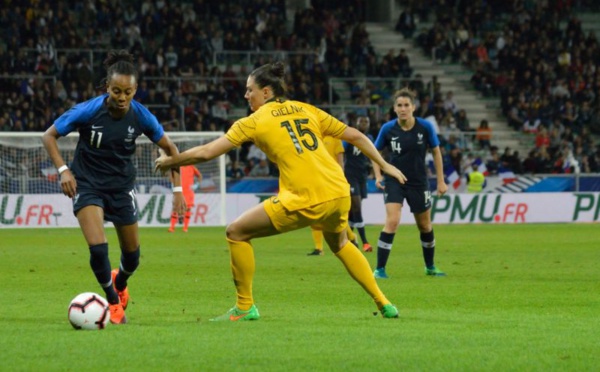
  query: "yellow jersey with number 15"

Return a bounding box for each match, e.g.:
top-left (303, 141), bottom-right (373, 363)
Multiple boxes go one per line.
top-left (323, 135), bottom-right (344, 166)
top-left (226, 98), bottom-right (350, 211)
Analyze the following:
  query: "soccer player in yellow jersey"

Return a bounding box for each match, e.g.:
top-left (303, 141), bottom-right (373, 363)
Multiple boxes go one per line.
top-left (307, 135), bottom-right (359, 256)
top-left (155, 62), bottom-right (407, 321)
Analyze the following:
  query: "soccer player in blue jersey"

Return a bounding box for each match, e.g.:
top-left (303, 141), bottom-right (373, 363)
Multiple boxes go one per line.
top-left (42, 50), bottom-right (186, 324)
top-left (344, 116), bottom-right (374, 252)
top-left (372, 88), bottom-right (448, 279)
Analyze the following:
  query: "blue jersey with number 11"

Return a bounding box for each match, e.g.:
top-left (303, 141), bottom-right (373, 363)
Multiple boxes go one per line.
top-left (54, 94), bottom-right (164, 191)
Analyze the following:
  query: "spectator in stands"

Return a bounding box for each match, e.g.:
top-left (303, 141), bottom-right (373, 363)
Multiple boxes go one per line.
top-left (466, 162), bottom-right (486, 193)
top-left (440, 110), bottom-right (458, 139)
top-left (0, 116), bottom-right (10, 131)
top-left (500, 147), bottom-right (519, 173)
top-left (455, 109), bottom-right (473, 132)
top-left (247, 143), bottom-right (267, 164)
top-left (506, 96), bottom-right (525, 130)
top-left (415, 95), bottom-right (434, 118)
top-left (395, 6), bottom-right (416, 39)
top-left (535, 146), bottom-right (552, 173)
top-left (409, 73), bottom-right (426, 98)
top-left (442, 90), bottom-right (458, 114)
top-left (535, 126), bottom-right (551, 148)
top-left (522, 149), bottom-right (538, 174)
top-left (560, 100), bottom-right (578, 133)
top-left (227, 160), bottom-right (245, 180)
top-left (395, 48), bottom-right (413, 78)
top-left (448, 145), bottom-right (463, 175)
top-left (523, 109), bottom-right (542, 134)
top-left (249, 158), bottom-right (270, 177)
top-left (485, 146), bottom-right (500, 175)
top-left (427, 76), bottom-right (442, 101)
top-left (476, 119), bottom-right (492, 149)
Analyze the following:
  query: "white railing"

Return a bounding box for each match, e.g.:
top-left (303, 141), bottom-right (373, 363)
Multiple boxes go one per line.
top-left (316, 104), bottom-right (382, 121)
top-left (328, 77), bottom-right (435, 104)
top-left (20, 48), bottom-right (112, 69)
top-left (211, 50), bottom-right (318, 66)
top-left (437, 130), bottom-right (523, 154)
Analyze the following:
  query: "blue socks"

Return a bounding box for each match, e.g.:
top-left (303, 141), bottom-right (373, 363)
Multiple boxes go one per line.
top-left (115, 247), bottom-right (140, 291)
top-left (376, 232), bottom-right (395, 269)
top-left (421, 230), bottom-right (435, 269)
top-left (89, 243), bottom-right (118, 304)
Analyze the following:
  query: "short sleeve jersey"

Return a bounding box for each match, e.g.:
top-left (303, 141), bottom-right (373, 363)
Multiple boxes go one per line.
top-left (181, 165), bottom-right (201, 195)
top-left (343, 133), bottom-right (374, 180)
top-left (54, 94), bottom-right (164, 191)
top-left (374, 117), bottom-right (439, 188)
top-left (323, 136), bottom-right (344, 163)
top-left (226, 98), bottom-right (349, 211)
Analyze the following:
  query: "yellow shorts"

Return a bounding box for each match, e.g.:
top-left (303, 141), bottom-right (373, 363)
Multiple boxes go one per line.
top-left (263, 196), bottom-right (350, 233)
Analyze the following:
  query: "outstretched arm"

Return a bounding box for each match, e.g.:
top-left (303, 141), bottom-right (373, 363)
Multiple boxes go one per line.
top-left (340, 127), bottom-right (406, 184)
top-left (372, 159), bottom-right (385, 190)
top-left (156, 135), bottom-right (187, 215)
top-left (155, 136), bottom-right (235, 172)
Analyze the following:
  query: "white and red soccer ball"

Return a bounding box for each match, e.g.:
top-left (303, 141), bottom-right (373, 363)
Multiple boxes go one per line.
top-left (68, 292), bottom-right (110, 330)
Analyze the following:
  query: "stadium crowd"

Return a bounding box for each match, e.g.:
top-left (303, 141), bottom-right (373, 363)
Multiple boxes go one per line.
top-left (411, 0), bottom-right (600, 174)
top-left (1, 0), bottom-right (600, 178)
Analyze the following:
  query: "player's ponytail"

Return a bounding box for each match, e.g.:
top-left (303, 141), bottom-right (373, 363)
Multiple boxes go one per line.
top-left (250, 61), bottom-right (287, 97)
top-left (100, 50), bottom-right (138, 87)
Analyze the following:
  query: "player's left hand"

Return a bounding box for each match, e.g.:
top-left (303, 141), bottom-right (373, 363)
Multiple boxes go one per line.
top-left (172, 192), bottom-right (186, 215)
top-left (381, 163), bottom-right (407, 185)
top-left (154, 149), bottom-right (170, 175)
top-left (437, 182), bottom-right (448, 196)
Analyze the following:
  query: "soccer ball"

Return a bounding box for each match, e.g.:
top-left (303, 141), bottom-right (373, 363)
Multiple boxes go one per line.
top-left (68, 292), bottom-right (110, 330)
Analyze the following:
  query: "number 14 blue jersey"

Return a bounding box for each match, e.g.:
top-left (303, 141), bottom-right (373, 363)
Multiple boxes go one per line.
top-left (374, 117), bottom-right (439, 189)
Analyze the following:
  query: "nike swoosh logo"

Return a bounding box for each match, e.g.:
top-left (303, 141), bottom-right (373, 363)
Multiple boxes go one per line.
top-left (92, 125), bottom-right (103, 129)
top-left (391, 137), bottom-right (399, 140)
top-left (229, 314), bottom-right (247, 321)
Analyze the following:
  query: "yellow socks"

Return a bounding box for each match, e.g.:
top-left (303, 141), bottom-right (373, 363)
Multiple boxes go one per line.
top-left (335, 241), bottom-right (390, 309)
top-left (346, 225), bottom-right (357, 243)
top-left (311, 228), bottom-right (324, 250)
top-left (226, 238), bottom-right (255, 311)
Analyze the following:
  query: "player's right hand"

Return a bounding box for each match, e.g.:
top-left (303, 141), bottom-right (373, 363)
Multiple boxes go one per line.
top-left (60, 170), bottom-right (77, 198)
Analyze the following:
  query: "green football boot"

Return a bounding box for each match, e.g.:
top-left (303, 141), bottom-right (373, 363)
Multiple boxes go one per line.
top-left (209, 304), bottom-right (260, 322)
top-left (380, 304), bottom-right (399, 318)
top-left (425, 266), bottom-right (446, 277)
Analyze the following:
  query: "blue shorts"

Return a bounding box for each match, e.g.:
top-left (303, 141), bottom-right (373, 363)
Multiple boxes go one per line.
top-left (383, 180), bottom-right (432, 214)
top-left (347, 175), bottom-right (368, 199)
top-left (73, 188), bottom-right (139, 225)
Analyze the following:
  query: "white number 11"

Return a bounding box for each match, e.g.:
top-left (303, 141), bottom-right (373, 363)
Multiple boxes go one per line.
top-left (90, 131), bottom-right (103, 148)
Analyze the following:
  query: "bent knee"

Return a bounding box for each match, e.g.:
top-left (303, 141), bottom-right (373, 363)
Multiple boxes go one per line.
top-left (385, 218), bottom-right (400, 230)
top-left (225, 223), bottom-right (241, 241)
top-left (417, 223), bottom-right (432, 233)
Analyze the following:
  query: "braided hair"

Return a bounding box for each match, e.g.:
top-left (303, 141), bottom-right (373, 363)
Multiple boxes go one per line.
top-left (101, 50), bottom-right (138, 87)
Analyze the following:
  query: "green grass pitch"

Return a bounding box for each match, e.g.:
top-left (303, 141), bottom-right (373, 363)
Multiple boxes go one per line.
top-left (0, 224), bottom-right (598, 371)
